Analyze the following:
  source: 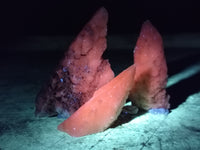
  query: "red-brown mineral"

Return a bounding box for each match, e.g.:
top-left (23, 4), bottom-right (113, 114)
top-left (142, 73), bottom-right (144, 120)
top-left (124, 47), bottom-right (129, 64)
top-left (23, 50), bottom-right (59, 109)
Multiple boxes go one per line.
top-left (35, 7), bottom-right (114, 117)
top-left (56, 20), bottom-right (170, 137)
top-left (129, 20), bottom-right (170, 110)
top-left (58, 65), bottom-right (135, 137)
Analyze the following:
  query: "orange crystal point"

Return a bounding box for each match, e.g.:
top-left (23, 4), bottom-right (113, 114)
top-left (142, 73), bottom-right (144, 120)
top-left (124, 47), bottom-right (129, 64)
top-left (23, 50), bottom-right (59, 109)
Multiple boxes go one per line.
top-left (58, 65), bottom-right (135, 137)
top-left (35, 7), bottom-right (114, 117)
top-left (129, 20), bottom-right (170, 110)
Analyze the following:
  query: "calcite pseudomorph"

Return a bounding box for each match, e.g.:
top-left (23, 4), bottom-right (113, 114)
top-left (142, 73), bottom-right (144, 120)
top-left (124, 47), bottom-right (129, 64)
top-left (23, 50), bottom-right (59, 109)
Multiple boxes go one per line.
top-left (35, 7), bottom-right (170, 137)
top-left (35, 7), bottom-right (114, 117)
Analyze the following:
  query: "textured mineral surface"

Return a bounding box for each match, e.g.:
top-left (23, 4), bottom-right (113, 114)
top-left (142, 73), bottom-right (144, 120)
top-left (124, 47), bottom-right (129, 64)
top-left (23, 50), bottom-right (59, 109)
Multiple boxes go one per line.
top-left (35, 7), bottom-right (114, 117)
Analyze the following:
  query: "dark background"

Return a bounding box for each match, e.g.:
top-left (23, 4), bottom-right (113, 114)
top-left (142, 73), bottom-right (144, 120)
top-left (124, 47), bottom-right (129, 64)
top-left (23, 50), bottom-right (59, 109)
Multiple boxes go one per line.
top-left (1, 1), bottom-right (199, 107)
top-left (1, 0), bottom-right (200, 37)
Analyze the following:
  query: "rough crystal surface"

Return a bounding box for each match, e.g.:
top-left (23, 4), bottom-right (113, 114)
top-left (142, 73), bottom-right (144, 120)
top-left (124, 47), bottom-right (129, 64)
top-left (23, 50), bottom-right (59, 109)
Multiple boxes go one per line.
top-left (35, 7), bottom-right (114, 117)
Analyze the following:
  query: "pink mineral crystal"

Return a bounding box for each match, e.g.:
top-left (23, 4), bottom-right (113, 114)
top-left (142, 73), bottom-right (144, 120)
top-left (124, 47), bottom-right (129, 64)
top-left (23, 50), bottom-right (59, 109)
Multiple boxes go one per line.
top-left (35, 7), bottom-right (114, 117)
top-left (129, 20), bottom-right (170, 110)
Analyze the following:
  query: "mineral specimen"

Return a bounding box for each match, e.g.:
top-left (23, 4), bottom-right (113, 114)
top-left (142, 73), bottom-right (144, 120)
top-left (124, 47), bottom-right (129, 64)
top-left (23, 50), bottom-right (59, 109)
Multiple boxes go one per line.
top-left (35, 6), bottom-right (170, 137)
top-left (58, 65), bottom-right (135, 137)
top-left (35, 7), bottom-right (114, 117)
top-left (129, 20), bottom-right (170, 110)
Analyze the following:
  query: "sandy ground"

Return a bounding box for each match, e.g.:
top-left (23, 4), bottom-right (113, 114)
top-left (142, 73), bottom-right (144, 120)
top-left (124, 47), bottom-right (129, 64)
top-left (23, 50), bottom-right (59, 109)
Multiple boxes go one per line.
top-left (0, 36), bottom-right (200, 150)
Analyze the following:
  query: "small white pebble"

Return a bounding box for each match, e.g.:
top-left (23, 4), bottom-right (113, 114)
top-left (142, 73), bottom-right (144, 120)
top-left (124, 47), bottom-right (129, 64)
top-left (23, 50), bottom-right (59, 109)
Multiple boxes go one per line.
top-left (148, 108), bottom-right (169, 115)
